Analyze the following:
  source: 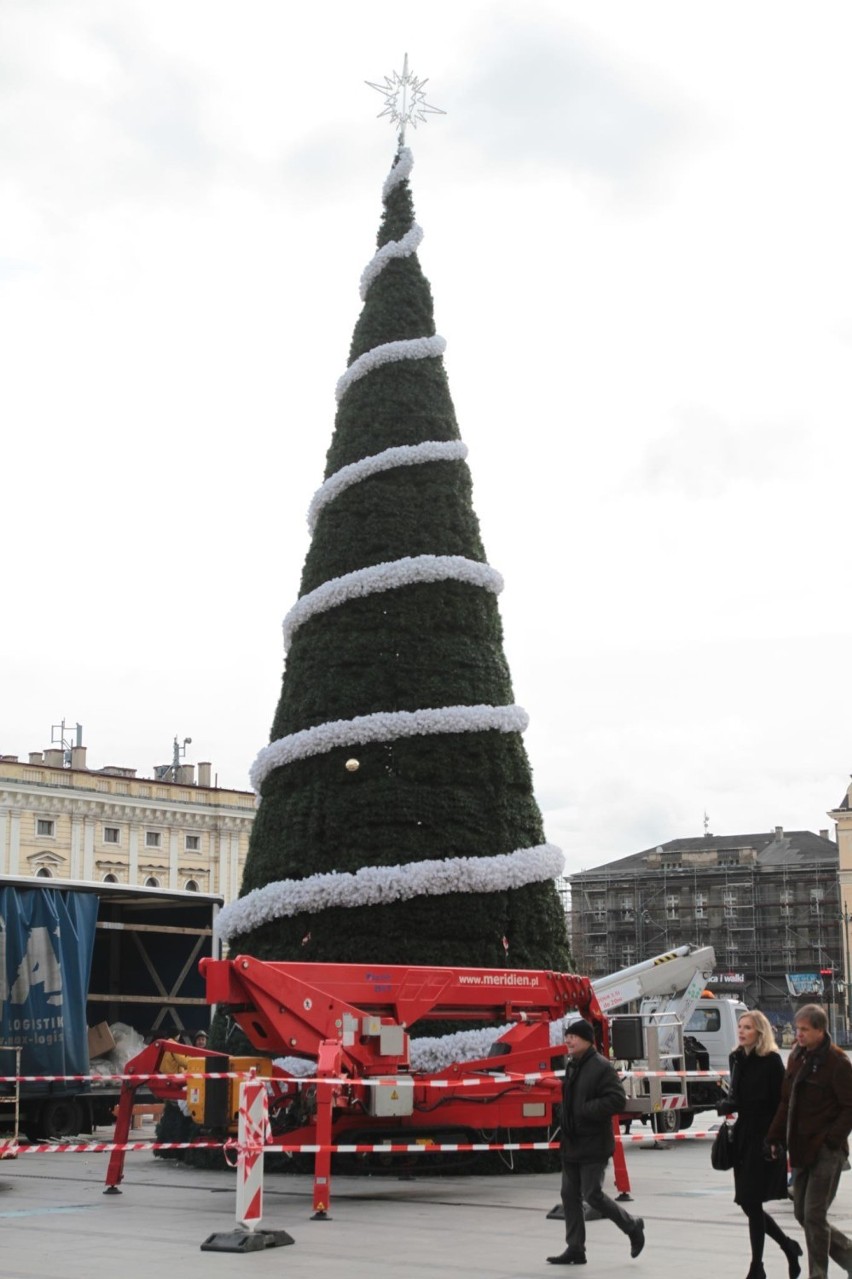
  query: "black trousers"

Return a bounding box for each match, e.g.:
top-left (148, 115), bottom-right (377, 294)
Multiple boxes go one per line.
top-left (560, 1157), bottom-right (638, 1253)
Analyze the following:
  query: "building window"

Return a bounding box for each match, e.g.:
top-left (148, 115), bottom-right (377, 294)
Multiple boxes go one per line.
top-left (694, 893), bottom-right (707, 919)
top-left (589, 896), bottom-right (606, 924)
top-left (36, 818), bottom-right (55, 837)
top-left (36, 866), bottom-right (53, 878)
top-left (665, 894), bottom-right (679, 919)
top-left (620, 896), bottom-right (634, 921)
top-left (185, 834), bottom-right (200, 852)
top-left (780, 904), bottom-right (793, 918)
top-left (810, 888), bottom-right (824, 915)
top-left (592, 945), bottom-right (607, 967)
top-left (145, 831), bottom-right (162, 849)
top-left (144, 876), bottom-right (161, 888)
top-left (104, 827), bottom-right (120, 845)
top-left (723, 891), bottom-right (736, 919)
top-left (103, 873), bottom-right (119, 884)
top-left (621, 945), bottom-right (636, 967)
top-left (780, 890), bottom-right (794, 905)
top-left (184, 878), bottom-right (199, 892)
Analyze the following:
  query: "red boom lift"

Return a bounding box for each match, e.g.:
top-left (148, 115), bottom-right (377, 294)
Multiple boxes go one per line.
top-left (106, 958), bottom-right (606, 1214)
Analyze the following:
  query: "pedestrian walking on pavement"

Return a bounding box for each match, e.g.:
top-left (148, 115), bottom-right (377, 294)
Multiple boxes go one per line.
top-left (767, 1003), bottom-right (852, 1279)
top-left (719, 1010), bottom-right (802, 1279)
top-left (547, 1018), bottom-right (645, 1266)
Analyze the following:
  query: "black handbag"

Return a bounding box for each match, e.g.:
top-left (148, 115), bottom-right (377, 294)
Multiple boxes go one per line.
top-left (711, 1121), bottom-right (735, 1171)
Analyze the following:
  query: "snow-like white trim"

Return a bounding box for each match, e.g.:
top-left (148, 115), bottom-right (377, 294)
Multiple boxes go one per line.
top-left (215, 843), bottom-right (564, 942)
top-left (410, 1026), bottom-right (508, 1073)
top-left (360, 224), bottom-right (424, 300)
top-left (250, 702), bottom-right (529, 792)
top-left (307, 441), bottom-right (469, 532)
top-left (410, 1016), bottom-right (574, 1074)
top-left (274, 1020), bottom-right (571, 1076)
top-left (382, 146), bottom-right (414, 199)
top-left (273, 1056), bottom-right (317, 1078)
top-left (335, 336), bottom-right (446, 403)
top-left (282, 555), bottom-right (503, 651)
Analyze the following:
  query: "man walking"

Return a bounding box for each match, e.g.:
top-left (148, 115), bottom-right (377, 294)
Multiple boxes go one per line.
top-left (548, 1018), bottom-right (645, 1266)
top-left (767, 1003), bottom-right (852, 1279)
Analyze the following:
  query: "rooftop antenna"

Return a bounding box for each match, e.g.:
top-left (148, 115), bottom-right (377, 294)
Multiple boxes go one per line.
top-left (154, 735), bottom-right (192, 782)
top-left (703, 810), bottom-right (710, 835)
top-left (51, 719), bottom-right (83, 767)
top-left (366, 53), bottom-right (445, 147)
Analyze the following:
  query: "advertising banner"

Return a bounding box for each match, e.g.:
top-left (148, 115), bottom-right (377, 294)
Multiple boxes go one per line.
top-left (785, 972), bottom-right (824, 998)
top-left (0, 886), bottom-right (98, 1077)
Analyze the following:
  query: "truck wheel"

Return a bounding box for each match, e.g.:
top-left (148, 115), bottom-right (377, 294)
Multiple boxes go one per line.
top-left (652, 1109), bottom-right (681, 1134)
top-left (37, 1098), bottom-right (82, 1140)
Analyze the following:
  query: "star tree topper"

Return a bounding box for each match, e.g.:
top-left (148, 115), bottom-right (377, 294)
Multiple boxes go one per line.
top-left (366, 53), bottom-right (445, 144)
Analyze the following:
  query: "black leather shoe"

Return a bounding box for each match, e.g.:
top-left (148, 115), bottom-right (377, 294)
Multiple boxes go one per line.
top-left (629, 1219), bottom-right (646, 1259)
top-left (547, 1250), bottom-right (588, 1265)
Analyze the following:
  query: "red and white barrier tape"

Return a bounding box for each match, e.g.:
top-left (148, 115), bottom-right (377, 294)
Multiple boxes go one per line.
top-left (0, 1067), bottom-right (729, 1086)
top-left (0, 1130), bottom-right (721, 1158)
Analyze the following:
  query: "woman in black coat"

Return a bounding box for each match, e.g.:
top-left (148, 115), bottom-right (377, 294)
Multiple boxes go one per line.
top-left (721, 1010), bottom-right (802, 1279)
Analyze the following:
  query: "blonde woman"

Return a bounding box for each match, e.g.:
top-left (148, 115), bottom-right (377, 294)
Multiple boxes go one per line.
top-left (720, 1011), bottom-right (802, 1279)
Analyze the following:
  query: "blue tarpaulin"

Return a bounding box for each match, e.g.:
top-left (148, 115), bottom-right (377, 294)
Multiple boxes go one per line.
top-left (0, 886), bottom-right (98, 1079)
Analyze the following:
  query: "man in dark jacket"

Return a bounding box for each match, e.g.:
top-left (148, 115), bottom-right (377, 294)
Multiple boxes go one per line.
top-left (547, 1018), bottom-right (645, 1266)
top-left (767, 1003), bottom-right (852, 1279)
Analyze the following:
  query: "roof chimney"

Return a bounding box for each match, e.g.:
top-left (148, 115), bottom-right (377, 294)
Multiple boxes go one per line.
top-left (43, 748), bottom-right (64, 768)
top-left (197, 761), bottom-right (212, 788)
top-left (177, 764), bottom-right (195, 785)
top-left (774, 825), bottom-right (784, 839)
top-left (29, 752), bottom-right (44, 765)
top-left (71, 745), bottom-right (87, 771)
top-left (819, 828), bottom-right (831, 841)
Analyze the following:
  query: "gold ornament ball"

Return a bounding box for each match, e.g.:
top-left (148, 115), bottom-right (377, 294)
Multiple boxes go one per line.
top-left (345, 758), bottom-right (360, 772)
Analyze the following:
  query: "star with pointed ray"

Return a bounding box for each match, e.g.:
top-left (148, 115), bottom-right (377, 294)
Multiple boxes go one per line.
top-left (366, 53), bottom-right (445, 144)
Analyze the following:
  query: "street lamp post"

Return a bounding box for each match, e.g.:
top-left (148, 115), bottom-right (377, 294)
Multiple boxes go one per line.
top-left (828, 906), bottom-right (852, 1045)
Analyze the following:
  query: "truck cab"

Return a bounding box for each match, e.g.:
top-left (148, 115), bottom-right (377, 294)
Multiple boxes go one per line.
top-left (683, 997), bottom-right (748, 1069)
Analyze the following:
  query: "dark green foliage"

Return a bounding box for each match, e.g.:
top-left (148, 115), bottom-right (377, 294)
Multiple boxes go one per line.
top-left (300, 463), bottom-right (484, 593)
top-left (233, 147), bottom-right (570, 978)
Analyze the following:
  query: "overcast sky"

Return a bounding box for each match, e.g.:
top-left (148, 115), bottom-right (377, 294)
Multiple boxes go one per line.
top-left (2, 1), bottom-right (850, 876)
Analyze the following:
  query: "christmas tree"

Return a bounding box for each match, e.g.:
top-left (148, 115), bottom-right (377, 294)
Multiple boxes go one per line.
top-left (216, 74), bottom-right (570, 983)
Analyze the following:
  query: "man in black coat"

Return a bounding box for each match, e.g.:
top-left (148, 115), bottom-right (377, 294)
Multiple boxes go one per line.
top-left (548, 1019), bottom-right (646, 1266)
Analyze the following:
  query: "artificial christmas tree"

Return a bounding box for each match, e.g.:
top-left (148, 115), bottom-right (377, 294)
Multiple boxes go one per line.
top-left (216, 124), bottom-right (570, 981)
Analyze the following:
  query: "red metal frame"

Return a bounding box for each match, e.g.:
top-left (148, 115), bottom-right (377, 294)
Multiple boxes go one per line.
top-left (105, 960), bottom-right (611, 1214)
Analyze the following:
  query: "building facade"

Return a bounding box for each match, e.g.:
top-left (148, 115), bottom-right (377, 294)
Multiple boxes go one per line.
top-left (0, 742), bottom-right (255, 902)
top-left (570, 827), bottom-right (842, 1027)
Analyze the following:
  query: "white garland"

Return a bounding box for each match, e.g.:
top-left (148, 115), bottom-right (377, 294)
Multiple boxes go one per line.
top-left (335, 336), bottom-right (447, 403)
top-left (307, 441), bottom-right (469, 532)
top-left (410, 1017), bottom-right (573, 1074)
top-left (273, 1056), bottom-right (318, 1077)
top-left (282, 555), bottom-right (503, 651)
top-left (215, 843), bottom-right (563, 942)
top-left (382, 146), bottom-right (414, 199)
top-left (273, 1018), bottom-right (572, 1077)
top-left (410, 1026), bottom-right (507, 1073)
top-left (360, 225), bottom-right (424, 300)
top-left (250, 702), bottom-right (529, 792)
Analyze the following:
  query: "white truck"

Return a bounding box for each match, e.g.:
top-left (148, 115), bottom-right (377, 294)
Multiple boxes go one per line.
top-left (591, 946), bottom-right (746, 1132)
